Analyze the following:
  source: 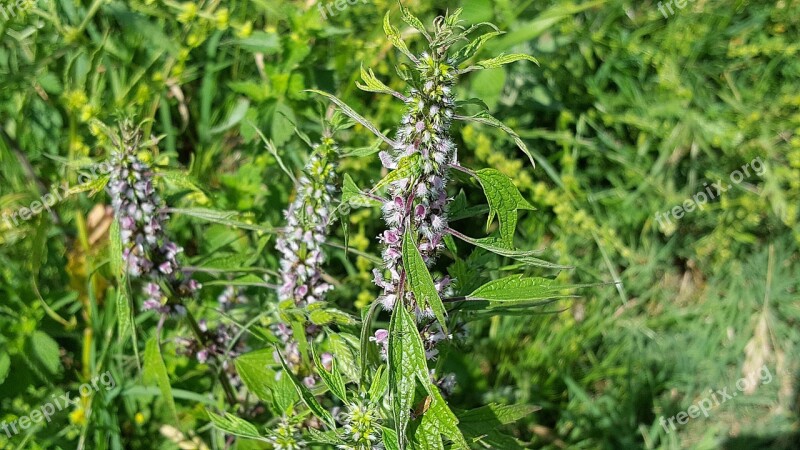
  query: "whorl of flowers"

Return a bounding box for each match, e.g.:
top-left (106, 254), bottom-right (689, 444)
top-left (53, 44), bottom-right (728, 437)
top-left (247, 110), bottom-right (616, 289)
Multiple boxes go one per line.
top-left (336, 398), bottom-right (383, 450)
top-left (106, 121), bottom-right (200, 313)
top-left (275, 137), bottom-right (338, 307)
top-left (373, 17), bottom-right (459, 314)
top-left (267, 418), bottom-right (306, 450)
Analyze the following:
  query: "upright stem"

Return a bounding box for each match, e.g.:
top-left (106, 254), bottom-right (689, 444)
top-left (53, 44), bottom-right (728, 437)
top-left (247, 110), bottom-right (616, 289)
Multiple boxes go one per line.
top-left (184, 309), bottom-right (238, 406)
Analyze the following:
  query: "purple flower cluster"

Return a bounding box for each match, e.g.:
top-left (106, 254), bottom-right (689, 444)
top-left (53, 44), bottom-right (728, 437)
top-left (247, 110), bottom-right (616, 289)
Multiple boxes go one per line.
top-left (373, 51), bottom-right (458, 314)
top-left (107, 125), bottom-right (200, 313)
top-left (177, 319), bottom-right (247, 383)
top-left (275, 147), bottom-right (337, 307)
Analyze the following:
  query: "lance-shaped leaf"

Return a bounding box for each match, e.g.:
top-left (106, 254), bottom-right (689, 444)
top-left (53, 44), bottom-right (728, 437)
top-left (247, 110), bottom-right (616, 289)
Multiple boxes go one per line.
top-left (143, 337), bottom-right (178, 424)
top-left (457, 404), bottom-right (540, 449)
top-left (474, 169), bottom-right (535, 248)
top-left (312, 347), bottom-right (347, 402)
top-left (275, 346), bottom-right (335, 427)
top-left (398, 2), bottom-right (431, 42)
top-left (206, 410), bottom-right (266, 441)
top-left (388, 305), bottom-right (468, 449)
top-left (467, 275), bottom-right (561, 302)
top-left (384, 11), bottom-right (418, 62)
top-left (402, 229), bottom-right (448, 333)
top-left (450, 232), bottom-right (569, 269)
top-left (452, 31), bottom-right (503, 65)
top-left (455, 111), bottom-right (535, 168)
top-left (167, 207), bottom-right (278, 233)
top-left (459, 53), bottom-right (539, 74)
top-left (357, 65), bottom-right (406, 101)
top-left (307, 89), bottom-right (397, 147)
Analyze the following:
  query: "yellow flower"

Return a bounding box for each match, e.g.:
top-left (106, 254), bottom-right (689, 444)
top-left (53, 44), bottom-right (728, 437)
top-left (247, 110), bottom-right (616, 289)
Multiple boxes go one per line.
top-left (237, 21), bottom-right (253, 39)
top-left (215, 8), bottom-right (229, 30)
top-left (135, 412), bottom-right (146, 425)
top-left (177, 2), bottom-right (198, 23)
top-left (69, 407), bottom-right (86, 426)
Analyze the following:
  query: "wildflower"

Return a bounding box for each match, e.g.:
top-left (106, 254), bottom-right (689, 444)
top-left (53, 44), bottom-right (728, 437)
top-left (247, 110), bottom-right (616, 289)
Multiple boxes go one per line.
top-left (267, 418), bottom-right (306, 450)
top-left (373, 17), bottom-right (459, 315)
top-left (275, 141), bottom-right (337, 308)
top-left (106, 121), bottom-right (200, 313)
top-left (337, 397), bottom-right (383, 450)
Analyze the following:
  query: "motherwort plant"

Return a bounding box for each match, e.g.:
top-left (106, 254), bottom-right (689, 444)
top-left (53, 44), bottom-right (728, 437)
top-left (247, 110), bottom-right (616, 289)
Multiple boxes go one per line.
top-left (106, 121), bottom-right (200, 314)
top-left (211, 7), bottom-right (562, 449)
top-left (273, 130), bottom-right (339, 384)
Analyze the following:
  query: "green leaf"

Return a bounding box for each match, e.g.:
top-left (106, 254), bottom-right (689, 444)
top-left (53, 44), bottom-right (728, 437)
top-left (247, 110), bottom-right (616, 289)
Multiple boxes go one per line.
top-left (210, 98), bottom-right (250, 135)
top-left (235, 349), bottom-right (285, 405)
top-left (143, 337), bottom-right (178, 424)
top-left (463, 234), bottom-right (569, 269)
top-left (309, 309), bottom-right (357, 326)
top-left (275, 346), bottom-right (335, 427)
top-left (475, 169), bottom-right (534, 248)
top-left (360, 300), bottom-right (382, 386)
top-left (206, 410), bottom-right (265, 440)
top-left (203, 274), bottom-right (271, 287)
top-left (457, 404), bottom-right (540, 449)
top-left (307, 89), bottom-right (395, 147)
top-left (383, 11), bottom-right (417, 62)
top-left (116, 284), bottom-right (132, 343)
top-left (160, 170), bottom-right (208, 197)
top-left (452, 31), bottom-right (503, 64)
top-left (357, 65), bottom-right (402, 98)
top-left (388, 303), bottom-right (469, 448)
top-left (369, 365), bottom-right (389, 402)
top-left (68, 174), bottom-right (109, 196)
top-left (455, 111), bottom-right (535, 168)
top-left (109, 218), bottom-right (123, 278)
top-left (388, 305), bottom-right (424, 449)
top-left (402, 230), bottom-right (448, 333)
top-left (29, 331), bottom-right (61, 374)
top-left (342, 174), bottom-right (382, 210)
top-left (467, 275), bottom-right (560, 302)
top-left (382, 426), bottom-right (401, 450)
top-left (312, 347), bottom-right (347, 402)
top-left (398, 2), bottom-right (431, 41)
top-left (0, 351), bottom-right (10, 386)
top-left (373, 153), bottom-right (421, 192)
top-left (460, 53), bottom-right (539, 73)
top-left (167, 208), bottom-right (277, 233)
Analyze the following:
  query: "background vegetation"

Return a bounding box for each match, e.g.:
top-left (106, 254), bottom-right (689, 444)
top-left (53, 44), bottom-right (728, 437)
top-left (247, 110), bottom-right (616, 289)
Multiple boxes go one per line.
top-left (0, 0), bottom-right (798, 448)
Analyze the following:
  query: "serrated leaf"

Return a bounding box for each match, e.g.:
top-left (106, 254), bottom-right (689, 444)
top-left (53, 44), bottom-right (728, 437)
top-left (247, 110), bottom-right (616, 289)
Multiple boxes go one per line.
top-left (235, 349), bottom-right (286, 406)
top-left (159, 170), bottom-right (208, 196)
top-left (384, 11), bottom-right (417, 62)
top-left (460, 53), bottom-right (538, 73)
top-left (312, 347), bottom-right (347, 402)
top-left (388, 305), bottom-right (425, 449)
top-left (307, 89), bottom-right (396, 147)
top-left (210, 98), bottom-right (250, 134)
top-left (402, 230), bottom-right (448, 333)
top-left (206, 410), bottom-right (265, 440)
top-left (342, 139), bottom-right (383, 157)
top-left (457, 404), bottom-right (539, 449)
top-left (475, 169), bottom-right (534, 248)
top-left (398, 2), bottom-right (431, 41)
top-left (388, 305), bottom-right (468, 449)
top-left (452, 31), bottom-right (503, 64)
top-left (307, 428), bottom-right (343, 445)
top-left (467, 275), bottom-right (559, 302)
top-left (383, 426), bottom-right (401, 450)
top-left (68, 174), bottom-right (109, 196)
top-left (309, 309), bottom-right (357, 326)
top-left (275, 346), bottom-right (335, 427)
top-left (455, 111), bottom-right (535, 168)
top-left (369, 365), bottom-right (388, 402)
top-left (143, 337), bottom-right (178, 424)
top-left (203, 274), bottom-right (270, 287)
top-left (357, 65), bottom-right (402, 98)
top-left (360, 300), bottom-right (382, 385)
